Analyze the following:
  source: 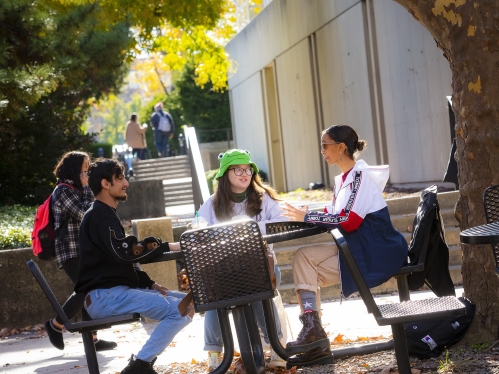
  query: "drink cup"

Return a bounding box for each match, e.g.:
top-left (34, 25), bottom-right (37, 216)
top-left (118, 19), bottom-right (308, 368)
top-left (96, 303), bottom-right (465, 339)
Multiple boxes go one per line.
top-left (190, 216), bottom-right (208, 229)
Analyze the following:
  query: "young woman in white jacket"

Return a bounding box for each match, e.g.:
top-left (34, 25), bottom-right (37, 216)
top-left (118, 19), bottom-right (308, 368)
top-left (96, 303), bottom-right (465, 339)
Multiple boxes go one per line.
top-left (282, 124), bottom-right (407, 366)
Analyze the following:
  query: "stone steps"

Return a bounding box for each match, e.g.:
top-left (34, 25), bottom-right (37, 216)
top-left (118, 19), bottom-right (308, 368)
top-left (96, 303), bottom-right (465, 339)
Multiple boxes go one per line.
top-left (131, 156), bottom-right (195, 208)
top-left (276, 190), bottom-right (462, 304)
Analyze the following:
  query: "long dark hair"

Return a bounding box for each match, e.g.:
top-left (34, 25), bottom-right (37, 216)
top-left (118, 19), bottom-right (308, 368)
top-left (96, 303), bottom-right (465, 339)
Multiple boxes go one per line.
top-left (323, 124), bottom-right (367, 159)
top-left (213, 171), bottom-right (280, 222)
top-left (53, 151), bottom-right (90, 192)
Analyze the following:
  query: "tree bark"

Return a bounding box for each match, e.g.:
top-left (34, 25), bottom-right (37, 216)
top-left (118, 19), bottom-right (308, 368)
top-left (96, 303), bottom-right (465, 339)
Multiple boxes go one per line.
top-left (393, 0), bottom-right (499, 343)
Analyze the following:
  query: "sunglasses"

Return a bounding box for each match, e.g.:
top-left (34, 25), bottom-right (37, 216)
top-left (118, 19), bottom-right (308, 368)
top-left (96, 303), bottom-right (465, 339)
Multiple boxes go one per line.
top-left (321, 142), bottom-right (341, 151)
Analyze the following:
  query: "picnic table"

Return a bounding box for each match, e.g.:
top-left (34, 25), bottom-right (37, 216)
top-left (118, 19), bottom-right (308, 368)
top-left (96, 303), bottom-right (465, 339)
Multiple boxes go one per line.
top-left (142, 220), bottom-right (397, 373)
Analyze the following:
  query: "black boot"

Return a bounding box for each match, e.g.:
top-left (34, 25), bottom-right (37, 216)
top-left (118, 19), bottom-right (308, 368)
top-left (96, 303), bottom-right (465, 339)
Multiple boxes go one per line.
top-left (286, 346), bottom-right (334, 369)
top-left (121, 354), bottom-right (152, 374)
top-left (147, 357), bottom-right (158, 374)
top-left (285, 311), bottom-right (329, 355)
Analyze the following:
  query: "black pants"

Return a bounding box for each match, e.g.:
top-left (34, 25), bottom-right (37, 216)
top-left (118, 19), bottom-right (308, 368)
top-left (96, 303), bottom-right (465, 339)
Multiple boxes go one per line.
top-left (54, 257), bottom-right (93, 333)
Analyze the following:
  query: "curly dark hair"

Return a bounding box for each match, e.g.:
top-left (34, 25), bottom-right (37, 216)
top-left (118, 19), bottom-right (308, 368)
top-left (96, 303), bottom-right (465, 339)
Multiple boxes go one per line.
top-left (213, 171), bottom-right (280, 222)
top-left (87, 158), bottom-right (125, 196)
top-left (53, 151), bottom-right (90, 191)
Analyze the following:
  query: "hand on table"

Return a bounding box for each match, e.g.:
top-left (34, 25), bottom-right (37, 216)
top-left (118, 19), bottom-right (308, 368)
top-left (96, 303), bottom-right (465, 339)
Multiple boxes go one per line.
top-left (282, 202), bottom-right (308, 222)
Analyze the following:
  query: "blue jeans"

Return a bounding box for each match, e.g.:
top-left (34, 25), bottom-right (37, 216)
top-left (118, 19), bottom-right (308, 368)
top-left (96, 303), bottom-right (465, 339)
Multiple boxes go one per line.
top-left (85, 286), bottom-right (191, 362)
top-left (204, 265), bottom-right (282, 352)
top-left (132, 148), bottom-right (146, 160)
top-left (154, 129), bottom-right (171, 157)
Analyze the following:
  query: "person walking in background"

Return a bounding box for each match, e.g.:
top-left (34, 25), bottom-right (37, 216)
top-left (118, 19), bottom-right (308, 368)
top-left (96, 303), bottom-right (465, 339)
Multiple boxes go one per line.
top-left (44, 151), bottom-right (117, 352)
top-left (125, 113), bottom-right (148, 161)
top-left (198, 149), bottom-right (288, 370)
top-left (281, 124), bottom-right (407, 366)
top-left (150, 102), bottom-right (175, 158)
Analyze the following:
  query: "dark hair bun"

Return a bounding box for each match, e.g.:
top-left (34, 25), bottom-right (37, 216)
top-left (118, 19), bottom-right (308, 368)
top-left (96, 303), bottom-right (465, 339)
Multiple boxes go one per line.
top-left (356, 140), bottom-right (367, 152)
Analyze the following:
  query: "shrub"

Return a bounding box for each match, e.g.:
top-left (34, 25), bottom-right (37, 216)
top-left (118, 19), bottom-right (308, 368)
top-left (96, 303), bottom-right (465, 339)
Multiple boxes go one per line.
top-left (205, 168), bottom-right (219, 194)
top-left (0, 205), bottom-right (36, 249)
top-left (85, 142), bottom-right (113, 158)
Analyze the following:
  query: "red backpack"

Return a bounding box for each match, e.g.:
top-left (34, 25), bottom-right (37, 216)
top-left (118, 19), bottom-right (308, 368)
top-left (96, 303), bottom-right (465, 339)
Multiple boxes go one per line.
top-left (31, 183), bottom-right (75, 260)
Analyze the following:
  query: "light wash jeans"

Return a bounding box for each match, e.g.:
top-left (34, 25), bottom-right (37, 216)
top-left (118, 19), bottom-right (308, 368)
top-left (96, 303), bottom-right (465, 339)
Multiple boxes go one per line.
top-left (204, 265), bottom-right (282, 352)
top-left (85, 286), bottom-right (191, 362)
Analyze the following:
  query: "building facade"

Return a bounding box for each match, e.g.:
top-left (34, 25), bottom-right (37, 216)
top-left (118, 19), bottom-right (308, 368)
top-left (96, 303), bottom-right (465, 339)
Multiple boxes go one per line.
top-left (226, 0), bottom-right (453, 192)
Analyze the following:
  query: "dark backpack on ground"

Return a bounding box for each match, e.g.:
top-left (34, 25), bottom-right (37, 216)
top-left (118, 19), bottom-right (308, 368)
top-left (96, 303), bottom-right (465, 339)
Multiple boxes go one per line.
top-left (404, 297), bottom-right (475, 358)
top-left (31, 183), bottom-right (75, 260)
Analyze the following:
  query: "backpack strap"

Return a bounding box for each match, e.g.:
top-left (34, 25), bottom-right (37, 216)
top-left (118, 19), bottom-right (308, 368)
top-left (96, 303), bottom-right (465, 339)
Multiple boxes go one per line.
top-left (52, 183), bottom-right (77, 239)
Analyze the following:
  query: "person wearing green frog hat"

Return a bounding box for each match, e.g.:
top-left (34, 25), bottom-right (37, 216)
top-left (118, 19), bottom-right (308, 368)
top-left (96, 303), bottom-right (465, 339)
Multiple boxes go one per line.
top-left (198, 149), bottom-right (288, 370)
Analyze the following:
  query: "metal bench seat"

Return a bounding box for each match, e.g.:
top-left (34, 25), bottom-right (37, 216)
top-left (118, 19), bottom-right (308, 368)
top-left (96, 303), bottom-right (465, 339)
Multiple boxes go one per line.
top-left (376, 296), bottom-right (465, 324)
top-left (331, 229), bottom-right (465, 374)
top-left (27, 260), bottom-right (140, 374)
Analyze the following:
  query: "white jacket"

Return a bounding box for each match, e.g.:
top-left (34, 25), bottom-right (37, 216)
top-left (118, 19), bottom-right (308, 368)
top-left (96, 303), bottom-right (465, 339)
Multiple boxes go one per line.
top-left (307, 159), bottom-right (389, 232)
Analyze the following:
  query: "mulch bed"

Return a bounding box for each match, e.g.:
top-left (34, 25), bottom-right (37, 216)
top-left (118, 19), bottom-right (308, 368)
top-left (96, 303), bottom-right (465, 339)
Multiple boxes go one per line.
top-left (155, 342), bottom-right (499, 374)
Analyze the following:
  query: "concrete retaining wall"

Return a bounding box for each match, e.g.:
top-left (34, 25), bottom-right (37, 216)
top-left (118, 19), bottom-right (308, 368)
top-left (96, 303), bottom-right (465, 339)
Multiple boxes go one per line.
top-left (0, 247), bottom-right (182, 330)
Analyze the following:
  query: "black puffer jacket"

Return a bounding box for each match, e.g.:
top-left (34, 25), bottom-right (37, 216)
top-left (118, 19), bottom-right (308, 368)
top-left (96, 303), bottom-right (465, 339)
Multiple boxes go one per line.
top-left (407, 185), bottom-right (456, 296)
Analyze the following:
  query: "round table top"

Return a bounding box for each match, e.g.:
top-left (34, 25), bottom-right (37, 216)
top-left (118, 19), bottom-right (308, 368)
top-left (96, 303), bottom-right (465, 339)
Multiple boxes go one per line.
top-left (460, 221), bottom-right (499, 245)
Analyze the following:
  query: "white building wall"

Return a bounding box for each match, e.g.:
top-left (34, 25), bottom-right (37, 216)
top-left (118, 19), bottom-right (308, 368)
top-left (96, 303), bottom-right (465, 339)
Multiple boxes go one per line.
top-left (227, 0), bottom-right (360, 89)
top-left (275, 39), bottom-right (322, 191)
top-left (230, 72), bottom-right (271, 176)
top-left (315, 2), bottom-right (378, 185)
top-left (373, 0), bottom-right (452, 183)
top-left (226, 0), bottom-right (453, 189)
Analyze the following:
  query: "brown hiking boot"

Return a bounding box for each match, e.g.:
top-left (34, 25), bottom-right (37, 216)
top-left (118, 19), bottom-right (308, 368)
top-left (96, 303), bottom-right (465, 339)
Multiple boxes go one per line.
top-left (286, 346), bottom-right (334, 369)
top-left (285, 311), bottom-right (329, 355)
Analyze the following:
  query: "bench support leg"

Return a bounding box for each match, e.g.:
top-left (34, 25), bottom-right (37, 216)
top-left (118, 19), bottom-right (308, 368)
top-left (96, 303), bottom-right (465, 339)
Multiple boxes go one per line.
top-left (391, 323), bottom-right (411, 374)
top-left (209, 309), bottom-right (234, 374)
top-left (82, 331), bottom-right (100, 374)
top-left (396, 275), bottom-right (411, 302)
top-left (262, 299), bottom-right (288, 360)
top-left (232, 306), bottom-right (265, 374)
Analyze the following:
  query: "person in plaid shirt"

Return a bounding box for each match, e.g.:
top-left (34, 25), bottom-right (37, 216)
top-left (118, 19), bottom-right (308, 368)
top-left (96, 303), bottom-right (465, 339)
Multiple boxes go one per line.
top-left (44, 151), bottom-right (117, 352)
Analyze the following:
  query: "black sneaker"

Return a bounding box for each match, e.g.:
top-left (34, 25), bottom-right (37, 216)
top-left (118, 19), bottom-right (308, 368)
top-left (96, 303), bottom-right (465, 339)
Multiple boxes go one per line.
top-left (94, 339), bottom-right (118, 351)
top-left (121, 354), bottom-right (152, 374)
top-left (44, 320), bottom-right (64, 350)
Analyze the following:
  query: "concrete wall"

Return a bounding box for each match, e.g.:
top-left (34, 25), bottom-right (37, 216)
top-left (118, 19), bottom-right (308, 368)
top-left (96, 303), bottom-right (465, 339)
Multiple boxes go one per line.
top-left (116, 180), bottom-right (165, 220)
top-left (199, 141), bottom-right (234, 171)
top-left (0, 247), bottom-right (185, 330)
top-left (226, 0), bottom-right (453, 189)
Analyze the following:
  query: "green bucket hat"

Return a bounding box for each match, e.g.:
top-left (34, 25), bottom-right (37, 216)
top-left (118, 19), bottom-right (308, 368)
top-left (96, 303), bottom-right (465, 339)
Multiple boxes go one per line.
top-left (215, 149), bottom-right (259, 179)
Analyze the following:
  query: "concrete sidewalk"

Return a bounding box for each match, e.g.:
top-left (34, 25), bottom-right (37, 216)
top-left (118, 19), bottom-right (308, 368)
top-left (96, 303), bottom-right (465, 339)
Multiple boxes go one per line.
top-left (0, 288), bottom-right (463, 373)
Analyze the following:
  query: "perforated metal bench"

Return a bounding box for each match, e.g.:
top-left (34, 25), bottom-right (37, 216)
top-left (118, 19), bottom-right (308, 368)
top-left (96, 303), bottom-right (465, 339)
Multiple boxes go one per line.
top-left (483, 185), bottom-right (499, 275)
top-left (26, 260), bottom-right (140, 374)
top-left (331, 229), bottom-right (466, 374)
top-left (180, 219), bottom-right (279, 374)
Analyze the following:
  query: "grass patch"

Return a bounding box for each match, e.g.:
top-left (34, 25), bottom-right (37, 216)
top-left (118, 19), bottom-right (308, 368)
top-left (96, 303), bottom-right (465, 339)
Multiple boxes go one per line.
top-left (0, 205), bottom-right (36, 249)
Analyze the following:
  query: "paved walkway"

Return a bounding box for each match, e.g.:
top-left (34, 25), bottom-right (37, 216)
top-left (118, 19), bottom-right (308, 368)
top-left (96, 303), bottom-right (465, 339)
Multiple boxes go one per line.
top-left (0, 288), bottom-right (463, 373)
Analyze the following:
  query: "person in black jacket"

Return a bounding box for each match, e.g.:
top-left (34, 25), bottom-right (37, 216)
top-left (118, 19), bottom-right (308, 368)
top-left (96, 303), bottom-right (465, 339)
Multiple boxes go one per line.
top-left (75, 158), bottom-right (192, 374)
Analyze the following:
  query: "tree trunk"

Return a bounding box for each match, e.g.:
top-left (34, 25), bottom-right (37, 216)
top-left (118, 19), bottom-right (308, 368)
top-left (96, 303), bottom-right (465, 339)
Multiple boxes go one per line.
top-left (393, 0), bottom-right (499, 343)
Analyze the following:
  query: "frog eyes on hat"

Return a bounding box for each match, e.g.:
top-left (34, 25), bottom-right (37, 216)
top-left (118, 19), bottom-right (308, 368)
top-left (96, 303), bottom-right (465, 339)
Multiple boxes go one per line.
top-left (218, 153), bottom-right (224, 160)
top-left (243, 150), bottom-right (250, 155)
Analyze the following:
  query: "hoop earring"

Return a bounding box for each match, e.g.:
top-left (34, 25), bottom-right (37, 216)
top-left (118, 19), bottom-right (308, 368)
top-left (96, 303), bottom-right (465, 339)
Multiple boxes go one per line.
top-left (106, 188), bottom-right (109, 197)
top-left (339, 153), bottom-right (342, 162)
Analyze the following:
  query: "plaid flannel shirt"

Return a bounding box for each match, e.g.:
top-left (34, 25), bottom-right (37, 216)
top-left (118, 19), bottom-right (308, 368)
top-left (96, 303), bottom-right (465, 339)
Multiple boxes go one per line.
top-left (51, 183), bottom-right (94, 269)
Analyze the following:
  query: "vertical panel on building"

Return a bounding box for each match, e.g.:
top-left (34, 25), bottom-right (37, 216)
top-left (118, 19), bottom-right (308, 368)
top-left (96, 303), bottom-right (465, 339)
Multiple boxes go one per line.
top-left (230, 73), bottom-right (270, 176)
top-left (275, 39), bottom-right (322, 191)
top-left (262, 64), bottom-right (287, 192)
top-left (373, 0), bottom-right (452, 184)
top-left (315, 2), bottom-right (379, 187)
